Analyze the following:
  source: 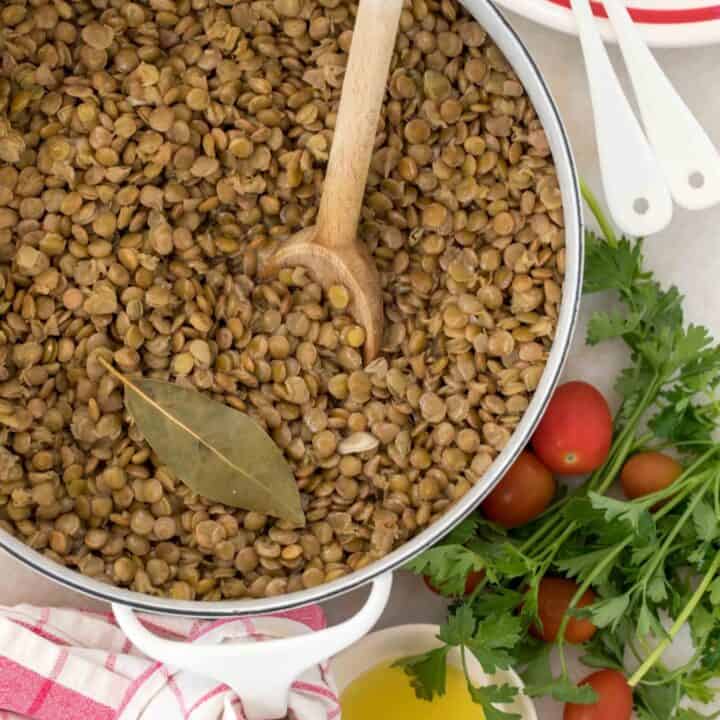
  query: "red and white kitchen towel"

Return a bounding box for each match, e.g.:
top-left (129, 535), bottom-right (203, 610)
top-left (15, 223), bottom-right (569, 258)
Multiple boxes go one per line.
top-left (0, 604), bottom-right (340, 720)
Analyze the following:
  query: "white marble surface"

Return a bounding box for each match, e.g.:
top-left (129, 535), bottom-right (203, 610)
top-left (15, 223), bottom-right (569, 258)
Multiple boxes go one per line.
top-left (2, 11), bottom-right (720, 720)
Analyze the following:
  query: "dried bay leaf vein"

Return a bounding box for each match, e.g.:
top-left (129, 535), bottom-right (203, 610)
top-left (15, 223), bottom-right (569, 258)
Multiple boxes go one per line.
top-left (100, 358), bottom-right (305, 525)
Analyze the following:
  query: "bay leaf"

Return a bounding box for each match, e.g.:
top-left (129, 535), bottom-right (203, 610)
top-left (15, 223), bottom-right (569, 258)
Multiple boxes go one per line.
top-left (101, 359), bottom-right (305, 526)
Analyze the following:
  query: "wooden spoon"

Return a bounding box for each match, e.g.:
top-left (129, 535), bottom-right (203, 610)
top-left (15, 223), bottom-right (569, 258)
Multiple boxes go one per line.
top-left (261, 0), bottom-right (404, 362)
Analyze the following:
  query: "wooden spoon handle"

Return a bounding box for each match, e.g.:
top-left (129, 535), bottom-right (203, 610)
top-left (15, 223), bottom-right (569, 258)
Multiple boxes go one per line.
top-left (316, 0), bottom-right (403, 249)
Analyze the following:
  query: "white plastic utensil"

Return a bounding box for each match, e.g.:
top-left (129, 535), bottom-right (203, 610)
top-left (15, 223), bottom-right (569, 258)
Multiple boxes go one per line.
top-left (570, 0), bottom-right (673, 236)
top-left (603, 0), bottom-right (720, 211)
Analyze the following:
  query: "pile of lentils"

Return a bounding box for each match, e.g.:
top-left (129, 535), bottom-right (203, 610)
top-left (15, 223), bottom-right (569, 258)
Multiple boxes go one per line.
top-left (0, 0), bottom-right (565, 600)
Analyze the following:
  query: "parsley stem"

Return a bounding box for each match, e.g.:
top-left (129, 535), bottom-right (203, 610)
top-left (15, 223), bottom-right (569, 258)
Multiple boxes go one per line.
top-left (637, 473), bottom-right (716, 592)
top-left (635, 648), bottom-right (703, 686)
top-left (654, 457), bottom-right (718, 516)
top-left (593, 376), bottom-right (663, 496)
top-left (632, 432), bottom-right (655, 452)
top-left (580, 180), bottom-right (618, 247)
top-left (555, 541), bottom-right (628, 677)
top-left (523, 513), bottom-right (568, 557)
top-left (629, 549), bottom-right (720, 688)
top-left (541, 524), bottom-right (577, 569)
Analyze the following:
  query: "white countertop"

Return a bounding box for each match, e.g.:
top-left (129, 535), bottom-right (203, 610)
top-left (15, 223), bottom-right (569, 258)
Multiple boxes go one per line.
top-left (2, 12), bottom-right (720, 720)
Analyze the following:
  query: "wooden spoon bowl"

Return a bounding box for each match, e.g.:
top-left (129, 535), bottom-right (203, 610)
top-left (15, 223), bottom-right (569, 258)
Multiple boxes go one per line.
top-left (262, 227), bottom-right (384, 361)
top-left (261, 0), bottom-right (404, 363)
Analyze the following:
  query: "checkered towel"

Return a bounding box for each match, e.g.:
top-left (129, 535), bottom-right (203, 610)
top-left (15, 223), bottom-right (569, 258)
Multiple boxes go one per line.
top-left (0, 604), bottom-right (340, 720)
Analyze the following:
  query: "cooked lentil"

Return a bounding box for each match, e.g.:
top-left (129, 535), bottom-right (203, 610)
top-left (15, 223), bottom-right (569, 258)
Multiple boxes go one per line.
top-left (0, 0), bottom-right (564, 601)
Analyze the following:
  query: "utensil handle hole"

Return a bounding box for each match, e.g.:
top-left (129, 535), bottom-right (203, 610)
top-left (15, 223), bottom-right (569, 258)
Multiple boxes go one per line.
top-left (689, 171), bottom-right (706, 189)
top-left (633, 197), bottom-right (650, 215)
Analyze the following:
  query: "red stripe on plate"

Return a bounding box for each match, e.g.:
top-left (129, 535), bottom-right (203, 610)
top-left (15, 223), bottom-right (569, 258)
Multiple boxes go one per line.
top-left (547, 0), bottom-right (720, 23)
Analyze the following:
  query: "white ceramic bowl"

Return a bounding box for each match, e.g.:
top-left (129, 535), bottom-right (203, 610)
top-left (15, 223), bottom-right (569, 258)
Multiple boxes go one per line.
top-left (331, 624), bottom-right (538, 719)
top-left (495, 0), bottom-right (720, 48)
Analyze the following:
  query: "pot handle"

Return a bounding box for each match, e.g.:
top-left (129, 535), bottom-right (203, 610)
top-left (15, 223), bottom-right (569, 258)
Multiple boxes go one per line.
top-left (112, 572), bottom-right (393, 720)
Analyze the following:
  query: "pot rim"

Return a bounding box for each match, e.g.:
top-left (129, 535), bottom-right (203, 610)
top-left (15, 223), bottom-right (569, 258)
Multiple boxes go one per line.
top-left (0, 0), bottom-right (584, 617)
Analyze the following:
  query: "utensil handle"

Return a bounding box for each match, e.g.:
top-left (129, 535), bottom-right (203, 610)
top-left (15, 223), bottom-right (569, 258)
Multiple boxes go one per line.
top-left (603, 0), bottom-right (720, 211)
top-left (112, 573), bottom-right (393, 720)
top-left (316, 0), bottom-right (403, 249)
top-left (570, 0), bottom-right (673, 236)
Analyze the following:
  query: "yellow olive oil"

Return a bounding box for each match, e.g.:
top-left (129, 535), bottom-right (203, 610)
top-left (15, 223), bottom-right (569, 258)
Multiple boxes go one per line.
top-left (340, 661), bottom-right (485, 719)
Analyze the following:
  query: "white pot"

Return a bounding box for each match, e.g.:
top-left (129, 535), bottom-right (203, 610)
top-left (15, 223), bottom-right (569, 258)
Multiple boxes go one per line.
top-left (0, 1), bottom-right (583, 717)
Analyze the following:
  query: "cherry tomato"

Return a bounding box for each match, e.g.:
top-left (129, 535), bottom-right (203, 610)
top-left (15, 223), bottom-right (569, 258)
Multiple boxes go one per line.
top-left (531, 577), bottom-right (597, 644)
top-left (621, 451), bottom-right (682, 500)
top-left (532, 381), bottom-right (613, 475)
top-left (423, 570), bottom-right (485, 597)
top-left (563, 670), bottom-right (633, 720)
top-left (482, 451), bottom-right (556, 528)
top-left (464, 570), bottom-right (485, 595)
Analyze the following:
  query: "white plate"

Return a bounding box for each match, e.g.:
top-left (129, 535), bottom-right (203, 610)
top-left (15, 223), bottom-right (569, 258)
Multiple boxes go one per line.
top-left (493, 0), bottom-right (720, 47)
top-left (331, 623), bottom-right (537, 719)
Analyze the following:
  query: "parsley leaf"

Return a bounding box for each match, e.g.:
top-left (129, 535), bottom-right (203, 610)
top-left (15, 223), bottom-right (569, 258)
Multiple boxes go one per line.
top-left (518, 642), bottom-right (598, 704)
top-left (581, 627), bottom-right (627, 670)
top-left (405, 545), bottom-right (484, 596)
top-left (583, 231), bottom-right (642, 295)
top-left (709, 578), bottom-right (720, 606)
top-left (473, 613), bottom-right (524, 650)
top-left (700, 626), bottom-right (720, 672)
top-left (439, 604), bottom-right (476, 646)
top-left (444, 515), bottom-right (481, 546)
top-left (635, 678), bottom-right (681, 720)
top-left (525, 676), bottom-right (598, 704)
top-left (466, 539), bottom-right (533, 580)
top-left (467, 615), bottom-right (523, 673)
top-left (394, 647), bottom-right (449, 701)
top-left (587, 308), bottom-right (644, 345)
top-left (581, 593), bottom-right (631, 630)
top-left (675, 709), bottom-right (720, 720)
top-left (670, 325), bottom-right (717, 372)
top-left (556, 548), bottom-right (616, 584)
top-left (693, 501), bottom-right (718, 542)
top-left (470, 588), bottom-right (524, 616)
top-left (467, 682), bottom-right (520, 720)
top-left (648, 568), bottom-right (669, 603)
top-left (589, 493), bottom-right (655, 539)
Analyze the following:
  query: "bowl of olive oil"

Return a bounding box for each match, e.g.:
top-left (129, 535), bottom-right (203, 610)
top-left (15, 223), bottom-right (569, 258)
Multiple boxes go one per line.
top-left (331, 624), bottom-right (536, 720)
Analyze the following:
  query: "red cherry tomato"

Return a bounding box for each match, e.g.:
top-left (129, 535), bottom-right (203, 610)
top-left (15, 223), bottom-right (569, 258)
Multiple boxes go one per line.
top-left (482, 451), bottom-right (556, 528)
top-left (531, 577), bottom-right (597, 644)
top-left (563, 670), bottom-right (633, 720)
top-left (532, 381), bottom-right (613, 475)
top-left (464, 570), bottom-right (485, 595)
top-left (423, 570), bottom-right (485, 597)
top-left (621, 451), bottom-right (682, 500)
